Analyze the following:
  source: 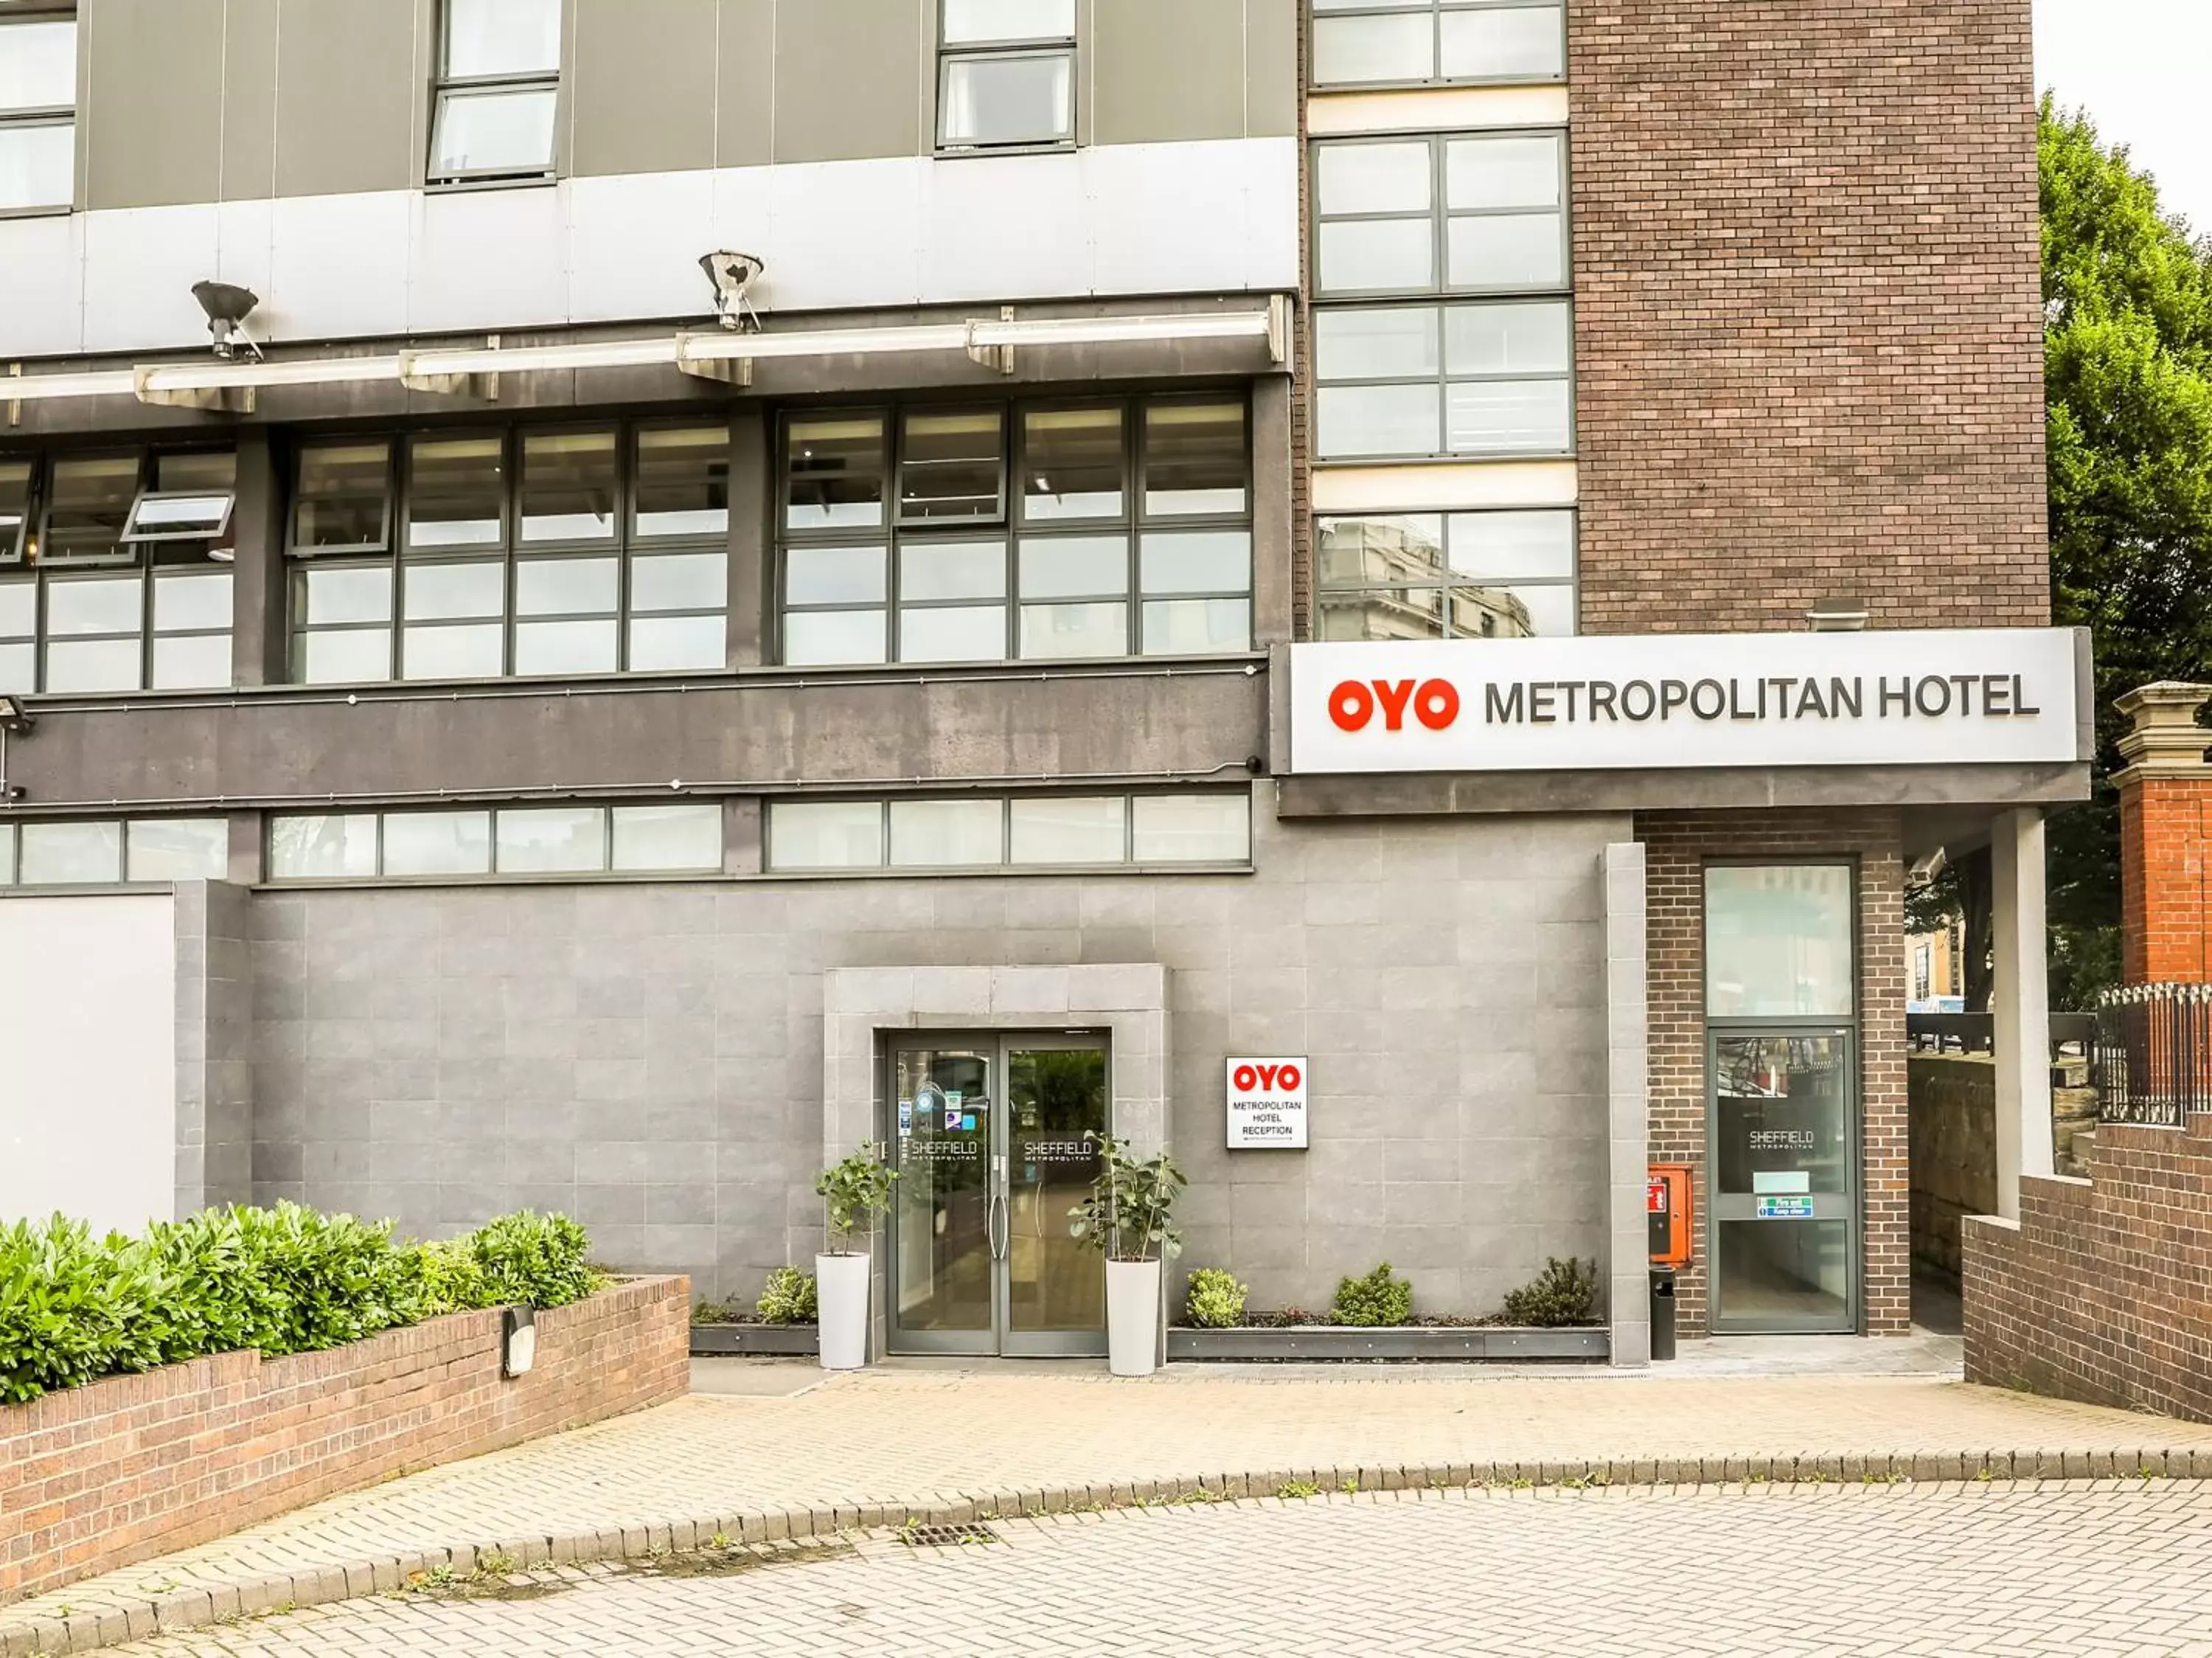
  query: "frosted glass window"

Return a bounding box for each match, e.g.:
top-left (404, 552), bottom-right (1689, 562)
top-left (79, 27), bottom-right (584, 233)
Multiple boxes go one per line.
top-left (152, 634), bottom-right (233, 690)
top-left (125, 819), bottom-right (229, 883)
top-left (1139, 531), bottom-right (1250, 597)
top-left (771, 802), bottom-right (886, 870)
top-left (0, 823), bottom-right (12, 884)
top-left (43, 638), bottom-right (141, 693)
top-left (269, 815), bottom-right (380, 880)
top-left (1310, 2), bottom-right (1565, 88)
top-left (631, 552), bottom-right (726, 611)
top-left (628, 614), bottom-right (726, 671)
top-left (1312, 12), bottom-right (1431, 86)
top-left (45, 577), bottom-right (140, 637)
top-left (611, 804), bottom-right (724, 872)
top-left (0, 19), bottom-right (78, 111)
top-left (1441, 5), bottom-right (1565, 80)
top-left (1705, 865), bottom-right (1856, 1019)
top-left (383, 811), bottom-right (493, 877)
top-left (889, 799), bottom-right (1004, 867)
top-left (1010, 797), bottom-right (1125, 864)
top-left (443, 0), bottom-right (560, 76)
top-left (495, 807), bottom-right (607, 873)
top-left (942, 0), bottom-right (1075, 44)
top-left (18, 821), bottom-right (122, 885)
top-left (939, 53), bottom-right (1072, 148)
top-left (1132, 794), bottom-right (1250, 864)
top-left (785, 609), bottom-right (887, 667)
top-left (1019, 601), bottom-right (1126, 660)
top-left (1141, 598), bottom-right (1251, 655)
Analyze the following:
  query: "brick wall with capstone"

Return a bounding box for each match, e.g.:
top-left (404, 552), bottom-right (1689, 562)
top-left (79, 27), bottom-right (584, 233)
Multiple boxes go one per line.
top-left (0, 1276), bottom-right (690, 1606)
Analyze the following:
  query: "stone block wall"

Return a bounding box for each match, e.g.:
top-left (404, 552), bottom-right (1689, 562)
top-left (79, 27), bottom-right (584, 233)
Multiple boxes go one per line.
top-left (0, 1276), bottom-right (689, 1605)
top-left (1908, 1055), bottom-right (1997, 1283)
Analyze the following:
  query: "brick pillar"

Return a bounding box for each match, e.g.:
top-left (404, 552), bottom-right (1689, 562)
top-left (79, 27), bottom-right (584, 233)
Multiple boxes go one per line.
top-left (2114, 683), bottom-right (2212, 986)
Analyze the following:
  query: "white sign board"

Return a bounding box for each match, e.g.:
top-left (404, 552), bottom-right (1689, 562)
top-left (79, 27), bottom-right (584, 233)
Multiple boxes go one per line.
top-left (1290, 628), bottom-right (2081, 774)
top-left (1227, 1057), bottom-right (1308, 1149)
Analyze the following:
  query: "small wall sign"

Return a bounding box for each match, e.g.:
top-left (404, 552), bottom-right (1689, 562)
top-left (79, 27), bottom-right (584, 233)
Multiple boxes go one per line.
top-left (1756, 1196), bottom-right (1816, 1220)
top-left (1226, 1057), bottom-right (1307, 1150)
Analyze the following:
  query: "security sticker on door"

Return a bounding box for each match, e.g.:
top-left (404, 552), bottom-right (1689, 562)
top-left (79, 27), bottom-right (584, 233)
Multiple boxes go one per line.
top-left (1227, 1057), bottom-right (1308, 1150)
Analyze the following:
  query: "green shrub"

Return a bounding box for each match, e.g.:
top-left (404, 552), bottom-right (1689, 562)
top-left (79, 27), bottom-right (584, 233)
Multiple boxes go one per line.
top-left (1183, 1268), bottom-right (1248, 1329)
top-left (448, 1211), bottom-right (602, 1310)
top-left (1331, 1262), bottom-right (1413, 1328)
top-left (756, 1267), bottom-right (818, 1325)
top-left (0, 1218), bottom-right (147, 1405)
top-left (1501, 1257), bottom-right (1599, 1328)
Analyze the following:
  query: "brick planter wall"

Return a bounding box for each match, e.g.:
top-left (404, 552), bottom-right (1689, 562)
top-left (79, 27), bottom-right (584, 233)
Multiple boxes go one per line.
top-left (0, 1275), bottom-right (689, 1605)
top-left (1965, 1120), bottom-right (2212, 1423)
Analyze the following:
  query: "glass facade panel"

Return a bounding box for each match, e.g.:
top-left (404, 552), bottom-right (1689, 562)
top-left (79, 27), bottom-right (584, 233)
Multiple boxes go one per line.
top-left (430, 86), bottom-right (557, 177)
top-left (1018, 535), bottom-right (1126, 600)
top-left (382, 811), bottom-right (494, 877)
top-left (402, 622), bottom-right (504, 681)
top-left (45, 577), bottom-right (141, 637)
top-left (1138, 530), bottom-right (1251, 596)
top-left (44, 456), bottom-right (139, 560)
top-left (771, 801), bottom-right (886, 870)
top-left (1009, 797), bottom-right (1126, 865)
top-left (902, 539), bottom-right (1006, 603)
top-left (1447, 212), bottom-right (1565, 288)
top-left (495, 807), bottom-right (606, 873)
top-left (269, 814), bottom-right (380, 880)
top-left (151, 632), bottom-right (232, 690)
top-left (0, 120), bottom-right (72, 214)
top-left (1317, 140), bottom-right (1433, 214)
top-left (293, 443), bottom-right (391, 550)
top-left (889, 799), bottom-right (1005, 867)
top-left (1318, 382), bottom-right (1442, 457)
top-left (1019, 601), bottom-right (1125, 659)
top-left (630, 552), bottom-right (727, 611)
top-left (19, 821), bottom-right (122, 885)
top-left (297, 628), bottom-right (393, 684)
top-left (1315, 306), bottom-right (1441, 378)
top-left (1131, 794), bottom-right (1250, 863)
top-left (1312, 13), bottom-right (1433, 86)
top-left (628, 614), bottom-right (726, 670)
top-left (125, 819), bottom-right (229, 882)
top-left (939, 52), bottom-right (1073, 148)
top-left (611, 804), bottom-right (724, 872)
top-left (515, 556), bottom-right (618, 616)
top-left (1440, 4), bottom-right (1565, 79)
top-left (408, 437), bottom-right (506, 549)
top-left (1143, 403), bottom-right (1246, 516)
top-left (1020, 407), bottom-right (1124, 521)
top-left (1705, 866), bottom-right (1856, 1018)
top-left (633, 427), bottom-right (731, 539)
top-left (1448, 508), bottom-right (1576, 580)
top-left (514, 617), bottom-right (618, 675)
top-left (1445, 299), bottom-right (1573, 372)
top-left (942, 0), bottom-right (1075, 42)
top-left (900, 409), bottom-right (1004, 521)
top-left (154, 571), bottom-right (232, 633)
top-left (786, 417), bottom-right (887, 530)
top-left (0, 459), bottom-right (30, 557)
top-left (42, 637), bottom-right (139, 692)
top-left (787, 544), bottom-right (887, 606)
top-left (0, 18), bottom-right (78, 111)
top-left (403, 561), bottom-right (505, 620)
top-left (784, 609), bottom-right (886, 667)
top-left (1141, 597), bottom-right (1251, 655)
top-left (1318, 218), bottom-right (1435, 294)
top-left (444, 0), bottom-right (561, 75)
top-left (1444, 378), bottom-right (1574, 454)
top-left (520, 430), bottom-right (618, 543)
top-left (900, 605), bottom-right (1006, 663)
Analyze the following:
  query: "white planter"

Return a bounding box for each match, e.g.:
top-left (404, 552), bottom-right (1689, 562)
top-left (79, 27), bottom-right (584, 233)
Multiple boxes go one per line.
top-left (1105, 1258), bottom-right (1164, 1377)
top-left (816, 1252), bottom-right (872, 1371)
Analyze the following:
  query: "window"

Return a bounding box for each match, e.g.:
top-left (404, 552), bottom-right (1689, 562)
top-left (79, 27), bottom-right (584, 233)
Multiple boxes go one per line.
top-left (1314, 133), bottom-right (1567, 297)
top-left (1314, 299), bottom-right (1573, 459)
top-left (430, 0), bottom-right (561, 184)
top-left (938, 0), bottom-right (1075, 150)
top-left (267, 802), bottom-right (724, 881)
top-left (779, 396), bottom-right (1251, 667)
top-left (287, 423), bottom-right (728, 684)
top-left (0, 448), bottom-right (235, 693)
top-left (0, 12), bottom-right (75, 215)
top-left (1315, 508), bottom-right (1574, 639)
top-left (0, 817), bottom-right (226, 886)
top-left (1705, 864), bottom-right (1856, 1019)
top-left (1310, 0), bottom-right (1565, 89)
top-left (766, 791), bottom-right (1252, 873)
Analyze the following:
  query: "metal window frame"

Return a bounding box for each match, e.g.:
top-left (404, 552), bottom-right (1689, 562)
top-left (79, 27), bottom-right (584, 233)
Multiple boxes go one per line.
top-left (147, 565), bottom-right (236, 690)
top-left (934, 1), bottom-right (1079, 154)
top-left (1312, 504), bottom-right (1578, 639)
top-left (1307, 0), bottom-right (1567, 92)
top-left (492, 802), bottom-right (611, 875)
top-left (289, 560), bottom-right (398, 684)
top-left (264, 801), bottom-right (726, 884)
top-left (0, 8), bottom-right (80, 218)
top-left (763, 788), bottom-right (1256, 877)
top-left (630, 420), bottom-right (735, 545)
top-left (290, 439), bottom-right (397, 557)
top-left (516, 423), bottom-right (625, 552)
top-left (122, 488), bottom-right (236, 544)
top-left (15, 816), bottom-right (125, 885)
top-left (0, 456), bottom-right (33, 563)
top-left (428, 0), bottom-right (563, 185)
top-left (38, 449), bottom-right (147, 567)
top-left (895, 404), bottom-right (1009, 527)
top-left (1311, 128), bottom-right (1570, 302)
top-left (1312, 296), bottom-right (1576, 462)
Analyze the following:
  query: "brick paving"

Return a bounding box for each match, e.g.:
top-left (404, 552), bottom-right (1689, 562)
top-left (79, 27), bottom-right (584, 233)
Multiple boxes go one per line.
top-left (105, 1481), bottom-right (2212, 1657)
top-left (11, 1366), bottom-right (2212, 1654)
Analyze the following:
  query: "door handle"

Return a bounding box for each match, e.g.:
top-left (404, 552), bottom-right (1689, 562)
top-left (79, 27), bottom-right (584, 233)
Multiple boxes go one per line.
top-left (989, 1192), bottom-right (1009, 1260)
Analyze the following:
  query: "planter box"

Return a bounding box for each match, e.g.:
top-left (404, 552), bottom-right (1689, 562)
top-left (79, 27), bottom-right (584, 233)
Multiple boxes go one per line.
top-left (690, 1323), bottom-right (820, 1356)
top-left (1166, 1325), bottom-right (1608, 1362)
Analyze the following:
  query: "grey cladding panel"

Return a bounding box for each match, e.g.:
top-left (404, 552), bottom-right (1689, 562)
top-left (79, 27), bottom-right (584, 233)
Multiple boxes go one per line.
top-left (1091, 0), bottom-right (1248, 145)
top-left (772, 0), bottom-right (922, 164)
top-left (221, 0), bottom-right (281, 201)
top-left (1244, 0), bottom-right (1298, 139)
top-left (84, 0), bottom-right (226, 210)
top-left (715, 0), bottom-right (774, 167)
top-left (571, 0), bottom-right (720, 177)
top-left (274, 0), bottom-right (422, 196)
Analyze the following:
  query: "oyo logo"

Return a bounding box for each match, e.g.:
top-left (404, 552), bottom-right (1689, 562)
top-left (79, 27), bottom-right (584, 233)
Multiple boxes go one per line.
top-left (1327, 678), bottom-right (1461, 734)
top-left (1232, 1061), bottom-right (1301, 1093)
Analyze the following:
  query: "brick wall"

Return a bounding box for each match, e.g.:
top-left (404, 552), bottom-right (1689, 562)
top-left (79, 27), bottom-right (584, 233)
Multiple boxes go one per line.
top-left (1965, 1116), bottom-right (2212, 1423)
top-left (0, 1276), bottom-right (689, 1606)
top-left (2120, 777), bottom-right (2212, 985)
top-left (1638, 809), bottom-right (1909, 1336)
top-left (1568, 0), bottom-right (2047, 634)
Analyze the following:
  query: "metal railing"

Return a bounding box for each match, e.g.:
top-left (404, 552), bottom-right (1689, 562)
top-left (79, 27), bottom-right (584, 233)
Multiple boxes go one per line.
top-left (2093, 984), bottom-right (2212, 1128)
top-left (1905, 1011), bottom-right (2096, 1059)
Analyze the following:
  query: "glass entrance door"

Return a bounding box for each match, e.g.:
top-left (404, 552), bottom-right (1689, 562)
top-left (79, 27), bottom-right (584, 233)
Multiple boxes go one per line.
top-left (886, 1035), bottom-right (1109, 1356)
top-left (1708, 1031), bottom-right (1857, 1332)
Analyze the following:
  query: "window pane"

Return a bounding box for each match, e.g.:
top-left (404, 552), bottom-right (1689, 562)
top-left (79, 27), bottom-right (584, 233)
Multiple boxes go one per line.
top-left (294, 443), bottom-right (390, 549)
top-left (382, 811), bottom-right (493, 877)
top-left (1143, 403), bottom-right (1245, 516)
top-left (1009, 797), bottom-right (1124, 865)
top-left (125, 819), bottom-right (229, 883)
top-left (1705, 865), bottom-right (1856, 1018)
top-left (634, 427), bottom-right (731, 539)
top-left (0, 822), bottom-right (10, 884)
top-left (630, 552), bottom-right (727, 611)
top-left (1018, 535), bottom-right (1126, 600)
top-left (1446, 134), bottom-right (1564, 210)
top-left (770, 801), bottom-right (884, 870)
top-left (402, 623), bottom-right (504, 680)
top-left (431, 85), bottom-right (557, 176)
top-left (784, 609), bottom-right (886, 667)
top-left (408, 437), bottom-right (505, 549)
top-left (403, 561), bottom-right (505, 620)
top-left (1312, 13), bottom-right (1432, 85)
top-left (445, 0), bottom-right (561, 74)
top-left (519, 430), bottom-right (617, 543)
top-left (495, 806), bottom-right (607, 873)
top-left (1142, 597), bottom-right (1251, 655)
top-left (1441, 5), bottom-right (1565, 80)
top-left (1020, 407), bottom-right (1124, 521)
top-left (1139, 530), bottom-right (1250, 596)
top-left (19, 821), bottom-right (122, 885)
top-left (0, 459), bottom-right (30, 553)
top-left (296, 564), bottom-right (393, 626)
top-left (515, 618), bottom-right (618, 675)
top-left (157, 452), bottom-right (237, 493)
top-left (1132, 794), bottom-right (1248, 863)
top-left (126, 492), bottom-right (233, 541)
top-left (1318, 382), bottom-right (1441, 458)
top-left (901, 539), bottom-right (1006, 602)
top-left (898, 604), bottom-right (1006, 663)
top-left (0, 580), bottom-right (30, 637)
top-left (889, 799), bottom-right (1004, 867)
top-left (270, 814), bottom-right (379, 880)
top-left (611, 804), bottom-right (724, 873)
top-left (296, 628), bottom-right (392, 684)
top-left (1447, 212), bottom-right (1566, 289)
top-left (515, 556), bottom-right (617, 616)
top-left (1315, 306), bottom-right (1441, 379)
top-left (787, 416), bottom-right (886, 530)
top-left (1318, 220), bottom-right (1435, 294)
top-left (0, 120), bottom-right (72, 214)
top-left (1318, 514), bottom-right (1448, 589)
top-left (154, 571), bottom-right (232, 633)
top-left (1318, 142), bottom-right (1433, 215)
top-left (786, 544), bottom-right (886, 606)
top-left (0, 643), bottom-right (30, 694)
top-left (1449, 582), bottom-right (1573, 637)
top-left (45, 456), bottom-right (139, 559)
top-left (43, 640), bottom-right (139, 696)
top-left (1449, 510), bottom-right (1575, 580)
top-left (1317, 589), bottom-right (1447, 642)
top-left (153, 633), bottom-right (232, 690)
top-left (939, 52), bottom-right (1072, 147)
top-left (1445, 301), bottom-right (1573, 372)
top-left (1019, 601), bottom-right (1126, 659)
top-left (628, 614), bottom-right (726, 670)
top-left (46, 577), bottom-right (142, 636)
top-left (900, 409), bottom-right (1004, 521)
top-left (0, 19), bottom-right (77, 111)
top-left (1445, 378), bottom-right (1573, 454)
top-left (942, 0), bottom-right (1074, 44)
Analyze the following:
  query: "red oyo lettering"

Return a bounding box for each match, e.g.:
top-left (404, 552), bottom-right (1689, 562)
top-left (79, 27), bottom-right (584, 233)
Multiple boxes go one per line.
top-left (1233, 1063), bottom-right (1304, 1094)
top-left (1327, 679), bottom-right (1461, 735)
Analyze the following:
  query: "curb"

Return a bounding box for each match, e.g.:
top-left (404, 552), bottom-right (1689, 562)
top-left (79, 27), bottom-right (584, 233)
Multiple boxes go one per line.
top-left (8, 1447), bottom-right (2212, 1654)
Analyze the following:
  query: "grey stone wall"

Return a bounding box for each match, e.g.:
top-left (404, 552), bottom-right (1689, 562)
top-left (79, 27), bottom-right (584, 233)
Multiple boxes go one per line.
top-left (174, 881), bottom-right (254, 1216)
top-left (247, 790), bottom-right (1627, 1314)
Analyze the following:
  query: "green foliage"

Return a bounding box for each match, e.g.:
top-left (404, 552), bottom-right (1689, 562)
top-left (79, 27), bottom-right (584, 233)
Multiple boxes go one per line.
top-left (815, 1146), bottom-right (899, 1253)
top-left (756, 1266), bottom-right (818, 1325)
top-left (1067, 1134), bottom-right (1186, 1263)
top-left (1183, 1267), bottom-right (1248, 1329)
top-left (444, 1211), bottom-right (602, 1310)
top-left (1500, 1257), bottom-right (1599, 1328)
top-left (0, 1218), bottom-right (148, 1404)
top-left (1331, 1262), bottom-right (1412, 1328)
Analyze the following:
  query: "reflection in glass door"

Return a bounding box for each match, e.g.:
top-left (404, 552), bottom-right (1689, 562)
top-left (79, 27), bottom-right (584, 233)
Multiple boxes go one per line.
top-left (1708, 1032), bottom-right (1856, 1332)
top-left (886, 1036), bottom-right (1109, 1356)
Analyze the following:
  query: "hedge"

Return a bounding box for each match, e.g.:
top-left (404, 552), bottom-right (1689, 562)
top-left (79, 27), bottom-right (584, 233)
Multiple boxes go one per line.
top-left (0, 1204), bottom-right (604, 1406)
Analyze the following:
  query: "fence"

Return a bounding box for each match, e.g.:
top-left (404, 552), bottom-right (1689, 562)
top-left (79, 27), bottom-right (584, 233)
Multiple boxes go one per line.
top-left (1905, 1011), bottom-right (2096, 1058)
top-left (2093, 984), bottom-right (2212, 1128)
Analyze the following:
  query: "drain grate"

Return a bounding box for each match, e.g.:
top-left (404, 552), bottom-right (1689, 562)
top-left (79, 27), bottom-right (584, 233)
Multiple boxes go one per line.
top-left (900, 1522), bottom-right (1001, 1548)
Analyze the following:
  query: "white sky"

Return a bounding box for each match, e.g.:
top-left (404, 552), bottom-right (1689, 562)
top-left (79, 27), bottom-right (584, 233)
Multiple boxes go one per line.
top-left (2036, 0), bottom-right (2212, 238)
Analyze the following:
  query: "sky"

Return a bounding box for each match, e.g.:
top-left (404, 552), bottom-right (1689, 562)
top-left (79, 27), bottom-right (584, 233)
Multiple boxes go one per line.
top-left (2035, 0), bottom-right (2212, 237)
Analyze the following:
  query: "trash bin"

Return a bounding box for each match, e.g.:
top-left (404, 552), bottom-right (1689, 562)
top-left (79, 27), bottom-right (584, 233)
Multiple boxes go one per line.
top-left (1649, 1266), bottom-right (1677, 1362)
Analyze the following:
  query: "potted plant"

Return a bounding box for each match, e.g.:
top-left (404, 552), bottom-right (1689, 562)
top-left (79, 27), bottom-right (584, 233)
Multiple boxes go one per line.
top-left (1068, 1133), bottom-right (1186, 1376)
top-left (813, 1145), bottom-right (897, 1371)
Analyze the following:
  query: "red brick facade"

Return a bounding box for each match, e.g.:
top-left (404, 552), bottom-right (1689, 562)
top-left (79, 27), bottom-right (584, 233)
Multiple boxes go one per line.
top-left (1964, 1118), bottom-right (2212, 1423)
top-left (1567, 0), bottom-right (2048, 636)
top-left (2120, 777), bottom-right (2212, 985)
top-left (1638, 809), bottom-right (1910, 1336)
top-left (0, 1276), bottom-right (689, 1606)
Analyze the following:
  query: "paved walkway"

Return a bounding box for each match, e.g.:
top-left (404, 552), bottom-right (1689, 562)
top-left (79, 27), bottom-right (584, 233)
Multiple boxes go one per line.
top-left (98, 1482), bottom-right (2212, 1657)
top-left (10, 1356), bottom-right (2212, 1654)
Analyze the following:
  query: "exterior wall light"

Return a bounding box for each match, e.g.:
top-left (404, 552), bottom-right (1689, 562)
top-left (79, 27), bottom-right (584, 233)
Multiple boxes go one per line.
top-left (1806, 597), bottom-right (1869, 632)
top-left (501, 1305), bottom-right (537, 1378)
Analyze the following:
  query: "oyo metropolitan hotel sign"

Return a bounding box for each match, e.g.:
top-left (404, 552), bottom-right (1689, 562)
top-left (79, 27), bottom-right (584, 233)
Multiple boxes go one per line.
top-left (1289, 629), bottom-right (2081, 774)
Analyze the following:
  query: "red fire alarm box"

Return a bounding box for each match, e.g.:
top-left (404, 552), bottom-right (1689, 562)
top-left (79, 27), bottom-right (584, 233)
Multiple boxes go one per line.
top-left (1648, 1163), bottom-right (1693, 1267)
